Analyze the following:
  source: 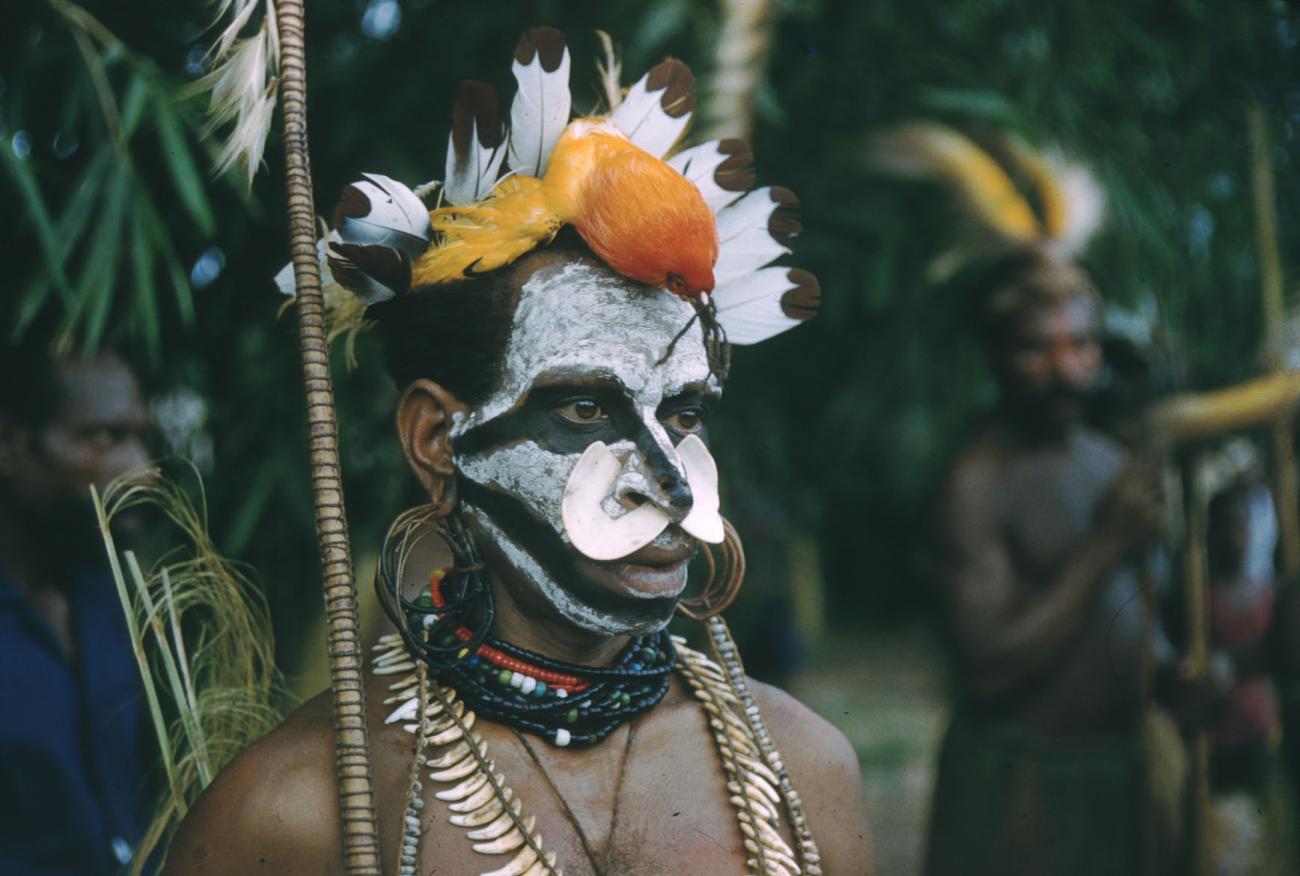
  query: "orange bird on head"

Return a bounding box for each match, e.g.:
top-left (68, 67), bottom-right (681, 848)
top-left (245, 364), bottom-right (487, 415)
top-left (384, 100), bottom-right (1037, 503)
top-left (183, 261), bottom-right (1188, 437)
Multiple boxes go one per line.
top-left (412, 119), bottom-right (719, 299)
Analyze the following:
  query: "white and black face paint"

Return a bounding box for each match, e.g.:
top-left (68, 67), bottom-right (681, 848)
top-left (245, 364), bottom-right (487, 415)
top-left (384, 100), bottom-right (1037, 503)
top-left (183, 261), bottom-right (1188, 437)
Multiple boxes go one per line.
top-left (453, 259), bottom-right (721, 635)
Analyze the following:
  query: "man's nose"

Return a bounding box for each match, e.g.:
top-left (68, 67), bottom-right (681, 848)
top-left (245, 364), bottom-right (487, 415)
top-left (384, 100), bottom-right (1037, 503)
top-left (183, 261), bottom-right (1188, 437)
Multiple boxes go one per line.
top-left (654, 469), bottom-right (693, 510)
top-left (612, 451), bottom-right (694, 519)
top-left (113, 436), bottom-right (152, 479)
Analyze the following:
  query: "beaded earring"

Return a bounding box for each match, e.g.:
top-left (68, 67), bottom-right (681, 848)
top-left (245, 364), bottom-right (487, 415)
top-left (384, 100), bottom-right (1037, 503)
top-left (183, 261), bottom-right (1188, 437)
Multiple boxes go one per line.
top-left (375, 504), bottom-right (495, 670)
top-left (676, 516), bottom-right (746, 621)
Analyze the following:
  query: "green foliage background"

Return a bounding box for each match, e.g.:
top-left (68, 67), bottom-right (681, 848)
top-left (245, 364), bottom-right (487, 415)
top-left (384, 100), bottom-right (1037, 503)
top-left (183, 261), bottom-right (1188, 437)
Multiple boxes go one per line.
top-left (3, 0), bottom-right (1297, 672)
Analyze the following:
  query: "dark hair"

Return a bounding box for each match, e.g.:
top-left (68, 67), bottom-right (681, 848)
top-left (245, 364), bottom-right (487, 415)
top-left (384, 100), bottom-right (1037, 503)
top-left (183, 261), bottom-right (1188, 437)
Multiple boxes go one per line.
top-left (960, 245), bottom-right (1099, 350)
top-left (0, 331), bottom-right (63, 428)
top-left (371, 232), bottom-right (609, 403)
top-left (370, 272), bottom-right (521, 405)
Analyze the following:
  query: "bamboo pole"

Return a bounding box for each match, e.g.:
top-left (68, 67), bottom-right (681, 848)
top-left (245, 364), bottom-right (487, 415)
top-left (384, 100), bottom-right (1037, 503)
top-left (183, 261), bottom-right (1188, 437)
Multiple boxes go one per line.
top-left (275, 2), bottom-right (382, 872)
top-left (1149, 371), bottom-right (1300, 444)
top-left (1247, 104), bottom-right (1300, 577)
top-left (698, 0), bottom-right (775, 142)
top-left (1178, 450), bottom-right (1213, 876)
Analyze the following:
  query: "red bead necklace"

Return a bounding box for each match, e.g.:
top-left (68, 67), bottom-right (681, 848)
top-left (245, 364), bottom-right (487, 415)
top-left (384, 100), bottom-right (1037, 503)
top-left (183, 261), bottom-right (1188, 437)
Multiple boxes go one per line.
top-left (429, 569), bottom-right (590, 692)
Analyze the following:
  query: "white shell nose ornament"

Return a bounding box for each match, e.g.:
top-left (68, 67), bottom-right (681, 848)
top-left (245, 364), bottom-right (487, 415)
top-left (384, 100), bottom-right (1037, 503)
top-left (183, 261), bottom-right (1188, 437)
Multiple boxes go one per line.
top-left (675, 434), bottom-right (724, 544)
top-left (561, 436), bottom-right (725, 562)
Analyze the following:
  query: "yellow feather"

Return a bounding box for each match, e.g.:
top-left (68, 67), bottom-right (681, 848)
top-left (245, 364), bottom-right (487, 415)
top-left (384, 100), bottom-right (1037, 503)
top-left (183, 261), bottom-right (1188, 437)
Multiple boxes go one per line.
top-left (410, 121), bottom-right (635, 288)
top-left (867, 122), bottom-right (1042, 243)
top-left (412, 176), bottom-right (561, 287)
top-left (996, 135), bottom-right (1068, 240)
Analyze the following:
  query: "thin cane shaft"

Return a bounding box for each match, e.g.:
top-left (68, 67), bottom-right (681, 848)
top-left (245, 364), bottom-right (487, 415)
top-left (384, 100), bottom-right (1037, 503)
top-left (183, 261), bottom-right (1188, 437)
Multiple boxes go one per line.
top-left (1178, 451), bottom-right (1211, 876)
top-left (275, 2), bottom-right (382, 872)
top-left (1247, 105), bottom-right (1300, 578)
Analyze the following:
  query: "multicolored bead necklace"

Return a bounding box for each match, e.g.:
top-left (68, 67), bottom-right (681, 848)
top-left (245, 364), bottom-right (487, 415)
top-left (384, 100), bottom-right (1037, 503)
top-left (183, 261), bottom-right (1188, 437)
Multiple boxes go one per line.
top-left (412, 569), bottom-right (676, 748)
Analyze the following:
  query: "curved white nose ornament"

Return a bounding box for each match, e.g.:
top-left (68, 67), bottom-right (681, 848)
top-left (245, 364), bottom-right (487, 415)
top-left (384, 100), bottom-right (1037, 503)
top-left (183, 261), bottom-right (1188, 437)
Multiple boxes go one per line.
top-left (675, 435), bottom-right (724, 544)
top-left (561, 435), bottom-right (724, 562)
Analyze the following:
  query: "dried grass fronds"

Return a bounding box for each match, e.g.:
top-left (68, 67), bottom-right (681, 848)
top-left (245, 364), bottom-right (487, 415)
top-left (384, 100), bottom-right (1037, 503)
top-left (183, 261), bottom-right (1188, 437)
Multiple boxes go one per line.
top-left (94, 466), bottom-right (282, 872)
top-left (192, 0), bottom-right (281, 189)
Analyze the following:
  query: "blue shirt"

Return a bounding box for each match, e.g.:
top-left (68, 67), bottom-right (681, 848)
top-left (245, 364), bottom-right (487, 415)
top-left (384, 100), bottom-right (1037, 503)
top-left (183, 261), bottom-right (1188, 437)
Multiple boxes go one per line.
top-left (0, 564), bottom-right (149, 875)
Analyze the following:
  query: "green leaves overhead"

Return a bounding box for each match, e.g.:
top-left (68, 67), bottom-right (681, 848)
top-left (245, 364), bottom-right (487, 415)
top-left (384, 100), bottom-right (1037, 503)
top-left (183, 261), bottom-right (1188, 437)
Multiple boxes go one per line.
top-left (4, 1), bottom-right (216, 359)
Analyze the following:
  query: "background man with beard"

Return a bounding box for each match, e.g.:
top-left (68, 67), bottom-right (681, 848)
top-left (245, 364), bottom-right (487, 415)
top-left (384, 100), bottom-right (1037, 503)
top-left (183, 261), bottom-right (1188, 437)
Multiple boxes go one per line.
top-left (0, 336), bottom-right (153, 874)
top-left (925, 248), bottom-right (1194, 876)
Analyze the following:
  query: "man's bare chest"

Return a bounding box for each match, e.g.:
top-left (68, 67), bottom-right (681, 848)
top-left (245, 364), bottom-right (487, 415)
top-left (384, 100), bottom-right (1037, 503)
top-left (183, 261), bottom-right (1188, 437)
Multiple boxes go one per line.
top-left (997, 435), bottom-right (1125, 574)
top-left (366, 633), bottom-right (808, 876)
top-left (409, 716), bottom-right (759, 875)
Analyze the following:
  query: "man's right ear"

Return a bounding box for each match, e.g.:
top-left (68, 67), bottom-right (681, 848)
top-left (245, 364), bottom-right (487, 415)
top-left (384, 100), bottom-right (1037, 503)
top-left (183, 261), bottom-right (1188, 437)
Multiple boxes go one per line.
top-left (395, 379), bottom-right (469, 516)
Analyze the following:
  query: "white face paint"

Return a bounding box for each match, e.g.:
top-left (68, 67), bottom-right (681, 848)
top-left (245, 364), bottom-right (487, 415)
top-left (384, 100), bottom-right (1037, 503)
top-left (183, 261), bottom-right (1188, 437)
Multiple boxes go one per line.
top-left (453, 259), bottom-right (721, 635)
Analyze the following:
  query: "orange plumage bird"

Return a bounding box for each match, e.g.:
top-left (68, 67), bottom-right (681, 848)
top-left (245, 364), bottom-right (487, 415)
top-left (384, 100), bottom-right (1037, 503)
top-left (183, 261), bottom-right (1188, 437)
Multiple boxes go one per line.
top-left (413, 120), bottom-right (720, 298)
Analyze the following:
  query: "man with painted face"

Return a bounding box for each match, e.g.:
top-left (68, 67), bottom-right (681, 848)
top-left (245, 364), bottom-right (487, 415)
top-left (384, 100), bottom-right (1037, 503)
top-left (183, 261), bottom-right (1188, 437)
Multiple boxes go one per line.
top-left (0, 335), bottom-right (154, 875)
top-left (166, 30), bottom-right (870, 876)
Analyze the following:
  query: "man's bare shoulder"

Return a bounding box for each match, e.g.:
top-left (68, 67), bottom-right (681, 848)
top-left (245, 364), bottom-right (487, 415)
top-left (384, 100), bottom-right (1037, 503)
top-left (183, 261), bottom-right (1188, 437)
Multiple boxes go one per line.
top-left (750, 679), bottom-right (875, 874)
top-left (163, 692), bottom-right (343, 875)
top-left (750, 679), bottom-right (858, 778)
top-left (939, 425), bottom-right (1005, 508)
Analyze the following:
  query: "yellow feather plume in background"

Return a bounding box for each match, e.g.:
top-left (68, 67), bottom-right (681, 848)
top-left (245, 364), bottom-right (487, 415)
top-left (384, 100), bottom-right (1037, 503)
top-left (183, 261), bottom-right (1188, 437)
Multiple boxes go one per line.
top-left (867, 122), bottom-right (1043, 244)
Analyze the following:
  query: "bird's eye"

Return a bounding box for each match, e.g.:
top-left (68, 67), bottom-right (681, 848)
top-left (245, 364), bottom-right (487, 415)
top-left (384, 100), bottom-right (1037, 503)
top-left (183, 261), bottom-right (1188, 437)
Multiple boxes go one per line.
top-left (666, 273), bottom-right (687, 294)
top-left (665, 408), bottom-right (706, 434)
top-left (556, 398), bottom-right (607, 425)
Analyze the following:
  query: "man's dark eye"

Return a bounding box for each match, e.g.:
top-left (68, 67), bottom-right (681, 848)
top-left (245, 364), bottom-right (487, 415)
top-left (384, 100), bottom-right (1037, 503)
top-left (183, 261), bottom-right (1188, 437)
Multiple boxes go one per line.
top-left (83, 427), bottom-right (119, 449)
top-left (665, 408), bottom-right (706, 434)
top-left (556, 399), bottom-right (606, 424)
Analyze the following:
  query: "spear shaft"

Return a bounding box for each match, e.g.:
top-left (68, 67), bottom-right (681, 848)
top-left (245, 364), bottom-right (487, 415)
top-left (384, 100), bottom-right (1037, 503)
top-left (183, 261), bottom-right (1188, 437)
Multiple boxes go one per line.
top-left (275, 2), bottom-right (383, 871)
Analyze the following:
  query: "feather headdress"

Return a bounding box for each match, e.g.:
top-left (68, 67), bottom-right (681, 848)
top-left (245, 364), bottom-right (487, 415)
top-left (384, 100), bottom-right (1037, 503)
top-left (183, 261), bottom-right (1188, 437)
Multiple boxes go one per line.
top-left (867, 121), bottom-right (1105, 277)
top-left (282, 28), bottom-right (818, 349)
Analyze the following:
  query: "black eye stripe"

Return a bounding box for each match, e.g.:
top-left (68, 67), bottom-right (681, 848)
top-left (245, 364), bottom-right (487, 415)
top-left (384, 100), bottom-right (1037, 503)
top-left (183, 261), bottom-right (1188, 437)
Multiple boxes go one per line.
top-left (457, 476), bottom-right (681, 625)
top-left (455, 384), bottom-right (713, 460)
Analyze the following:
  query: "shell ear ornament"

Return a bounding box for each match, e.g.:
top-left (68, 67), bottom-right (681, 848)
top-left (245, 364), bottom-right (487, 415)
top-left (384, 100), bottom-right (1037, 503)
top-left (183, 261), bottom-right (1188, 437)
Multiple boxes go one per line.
top-left (677, 517), bottom-right (745, 621)
top-left (376, 504), bottom-right (494, 671)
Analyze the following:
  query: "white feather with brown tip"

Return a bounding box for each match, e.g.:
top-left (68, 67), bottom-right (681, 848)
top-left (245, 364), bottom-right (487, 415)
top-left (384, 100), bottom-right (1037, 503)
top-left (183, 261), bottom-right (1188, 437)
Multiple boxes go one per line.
top-left (321, 173), bottom-right (433, 305)
top-left (507, 27), bottom-right (572, 178)
top-left (445, 81), bottom-right (509, 206)
top-left (608, 59), bottom-right (696, 158)
top-left (668, 138), bottom-right (755, 211)
top-left (713, 186), bottom-right (798, 286)
top-left (713, 266), bottom-right (820, 345)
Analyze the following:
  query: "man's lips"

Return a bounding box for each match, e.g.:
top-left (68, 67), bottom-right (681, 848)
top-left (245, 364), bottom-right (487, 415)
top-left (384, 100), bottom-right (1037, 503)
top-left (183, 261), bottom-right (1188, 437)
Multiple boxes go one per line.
top-left (602, 527), bottom-right (696, 569)
top-left (583, 528), bottom-right (694, 601)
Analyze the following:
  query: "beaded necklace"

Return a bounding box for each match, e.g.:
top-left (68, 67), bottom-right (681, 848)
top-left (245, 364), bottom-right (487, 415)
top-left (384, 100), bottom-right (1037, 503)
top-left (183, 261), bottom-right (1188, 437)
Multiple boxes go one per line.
top-left (375, 623), bottom-right (819, 875)
top-left (412, 569), bottom-right (676, 748)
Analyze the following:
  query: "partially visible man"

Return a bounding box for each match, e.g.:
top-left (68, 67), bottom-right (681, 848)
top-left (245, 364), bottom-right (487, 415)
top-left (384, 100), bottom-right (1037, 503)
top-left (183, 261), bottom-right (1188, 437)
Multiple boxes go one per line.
top-left (926, 247), bottom-right (1191, 876)
top-left (1203, 469), bottom-right (1296, 875)
top-left (0, 337), bottom-right (153, 875)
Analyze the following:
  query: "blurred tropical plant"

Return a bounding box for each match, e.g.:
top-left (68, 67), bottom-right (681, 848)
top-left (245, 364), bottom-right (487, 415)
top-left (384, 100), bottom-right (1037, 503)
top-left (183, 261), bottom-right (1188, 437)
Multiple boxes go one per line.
top-left (3, 0), bottom-right (218, 359)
